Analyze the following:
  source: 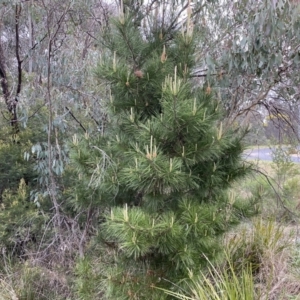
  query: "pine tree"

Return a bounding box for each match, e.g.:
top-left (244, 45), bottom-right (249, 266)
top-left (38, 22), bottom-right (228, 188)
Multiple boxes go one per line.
top-left (69, 3), bottom-right (259, 299)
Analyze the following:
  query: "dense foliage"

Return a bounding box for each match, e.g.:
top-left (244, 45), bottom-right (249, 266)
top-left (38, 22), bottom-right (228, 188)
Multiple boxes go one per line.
top-left (65, 7), bottom-right (259, 298)
top-left (0, 0), bottom-right (300, 299)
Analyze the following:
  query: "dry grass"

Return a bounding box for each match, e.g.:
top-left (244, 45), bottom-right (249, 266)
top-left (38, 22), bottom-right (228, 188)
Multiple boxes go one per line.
top-left (0, 279), bottom-right (18, 300)
top-left (0, 260), bottom-right (72, 300)
top-left (230, 157), bottom-right (300, 298)
top-left (225, 218), bottom-right (300, 299)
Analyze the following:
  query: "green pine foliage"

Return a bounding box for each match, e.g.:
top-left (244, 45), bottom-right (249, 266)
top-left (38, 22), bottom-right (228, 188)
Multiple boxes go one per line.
top-left (69, 9), bottom-right (259, 300)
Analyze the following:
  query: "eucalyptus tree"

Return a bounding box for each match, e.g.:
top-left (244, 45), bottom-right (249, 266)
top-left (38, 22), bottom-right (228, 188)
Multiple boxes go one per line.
top-left (0, 0), bottom-right (112, 192)
top-left (0, 0), bottom-right (114, 259)
top-left (191, 0), bottom-right (300, 139)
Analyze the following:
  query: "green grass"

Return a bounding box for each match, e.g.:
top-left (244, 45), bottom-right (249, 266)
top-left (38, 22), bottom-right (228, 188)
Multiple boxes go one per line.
top-left (157, 255), bottom-right (256, 300)
top-left (160, 218), bottom-right (300, 299)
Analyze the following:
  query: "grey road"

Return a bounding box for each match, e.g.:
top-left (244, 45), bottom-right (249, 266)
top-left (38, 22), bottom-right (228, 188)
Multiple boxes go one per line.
top-left (244, 147), bottom-right (300, 163)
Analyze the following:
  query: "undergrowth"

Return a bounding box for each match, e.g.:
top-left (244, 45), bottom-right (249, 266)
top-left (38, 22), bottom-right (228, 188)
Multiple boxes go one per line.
top-left (1, 162), bottom-right (300, 299)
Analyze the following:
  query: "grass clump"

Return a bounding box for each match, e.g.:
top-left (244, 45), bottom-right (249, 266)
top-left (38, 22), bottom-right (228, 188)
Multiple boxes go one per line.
top-left (160, 256), bottom-right (256, 300)
top-left (160, 218), bottom-right (300, 300)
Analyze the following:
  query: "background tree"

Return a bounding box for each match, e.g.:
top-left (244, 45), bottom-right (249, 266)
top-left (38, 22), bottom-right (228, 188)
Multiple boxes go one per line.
top-left (191, 0), bottom-right (300, 140)
top-left (0, 0), bottom-right (113, 262)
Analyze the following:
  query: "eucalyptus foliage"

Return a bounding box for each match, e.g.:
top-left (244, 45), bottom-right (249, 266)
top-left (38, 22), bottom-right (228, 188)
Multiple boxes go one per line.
top-left (198, 0), bottom-right (300, 133)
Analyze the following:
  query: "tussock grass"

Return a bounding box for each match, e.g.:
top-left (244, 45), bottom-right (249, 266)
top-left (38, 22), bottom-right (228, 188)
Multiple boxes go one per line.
top-left (159, 255), bottom-right (256, 300)
top-left (227, 218), bottom-right (300, 299)
top-left (160, 219), bottom-right (300, 299)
